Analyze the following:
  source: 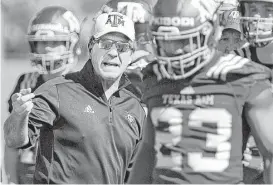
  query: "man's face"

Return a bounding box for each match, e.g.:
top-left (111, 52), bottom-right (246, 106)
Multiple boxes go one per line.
top-left (244, 2), bottom-right (273, 37)
top-left (218, 29), bottom-right (243, 53)
top-left (157, 38), bottom-right (198, 57)
top-left (247, 2), bottom-right (273, 19)
top-left (35, 41), bottom-right (67, 55)
top-left (31, 40), bottom-right (71, 74)
top-left (91, 33), bottom-right (133, 81)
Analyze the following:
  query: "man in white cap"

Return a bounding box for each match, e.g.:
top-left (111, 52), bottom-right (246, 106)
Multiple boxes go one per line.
top-left (3, 11), bottom-right (146, 184)
top-left (217, 9), bottom-right (247, 53)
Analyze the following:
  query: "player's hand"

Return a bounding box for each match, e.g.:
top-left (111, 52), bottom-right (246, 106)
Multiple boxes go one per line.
top-left (150, 107), bottom-right (183, 136)
top-left (11, 88), bottom-right (35, 115)
top-left (128, 50), bottom-right (150, 70)
top-left (131, 50), bottom-right (150, 63)
top-left (152, 63), bottom-right (172, 81)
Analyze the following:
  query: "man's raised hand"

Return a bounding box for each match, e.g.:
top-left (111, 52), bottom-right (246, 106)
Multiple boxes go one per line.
top-left (11, 88), bottom-right (35, 115)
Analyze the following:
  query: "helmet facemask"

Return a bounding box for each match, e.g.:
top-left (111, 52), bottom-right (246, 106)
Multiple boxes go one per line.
top-left (240, 1), bottom-right (273, 47)
top-left (27, 7), bottom-right (81, 75)
top-left (152, 21), bottom-right (216, 80)
top-left (28, 32), bottom-right (79, 74)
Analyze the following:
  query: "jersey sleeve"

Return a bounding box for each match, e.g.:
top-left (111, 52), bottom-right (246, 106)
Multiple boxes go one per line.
top-left (245, 78), bottom-right (272, 103)
top-left (8, 74), bottom-right (26, 113)
top-left (27, 84), bottom-right (59, 148)
top-left (229, 60), bottom-right (272, 103)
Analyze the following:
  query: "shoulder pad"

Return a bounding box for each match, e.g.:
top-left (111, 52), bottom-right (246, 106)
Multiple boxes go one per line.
top-left (206, 54), bottom-right (272, 82)
top-left (19, 72), bottom-right (40, 90)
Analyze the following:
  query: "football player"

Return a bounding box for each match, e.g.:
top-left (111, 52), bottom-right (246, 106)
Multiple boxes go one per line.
top-left (229, 0), bottom-right (273, 183)
top-left (142, 0), bottom-right (273, 183)
top-left (217, 8), bottom-right (247, 53)
top-left (4, 6), bottom-right (81, 184)
top-left (234, 0), bottom-right (273, 68)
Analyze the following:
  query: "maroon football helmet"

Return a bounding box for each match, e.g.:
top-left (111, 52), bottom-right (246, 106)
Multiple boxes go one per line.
top-left (151, 0), bottom-right (222, 79)
top-left (27, 6), bottom-right (81, 74)
top-left (239, 0), bottom-right (273, 47)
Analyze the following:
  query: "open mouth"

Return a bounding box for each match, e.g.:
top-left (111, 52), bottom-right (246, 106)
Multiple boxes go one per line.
top-left (102, 61), bottom-right (120, 67)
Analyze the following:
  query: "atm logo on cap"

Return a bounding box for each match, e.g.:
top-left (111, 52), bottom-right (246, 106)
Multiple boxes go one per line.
top-left (105, 14), bottom-right (125, 27)
top-left (229, 11), bottom-right (240, 19)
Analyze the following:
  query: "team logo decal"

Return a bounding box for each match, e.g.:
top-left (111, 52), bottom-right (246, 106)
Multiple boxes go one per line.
top-left (105, 14), bottom-right (125, 27)
top-left (126, 113), bottom-right (135, 124)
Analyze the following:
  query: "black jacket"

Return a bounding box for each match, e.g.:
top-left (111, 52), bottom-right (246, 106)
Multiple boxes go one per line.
top-left (27, 60), bottom-right (146, 184)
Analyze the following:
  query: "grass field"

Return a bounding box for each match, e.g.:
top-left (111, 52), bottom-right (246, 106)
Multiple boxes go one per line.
top-left (0, 58), bottom-right (265, 184)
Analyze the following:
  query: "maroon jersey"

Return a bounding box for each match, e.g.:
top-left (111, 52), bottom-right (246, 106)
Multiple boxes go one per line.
top-left (142, 52), bottom-right (272, 184)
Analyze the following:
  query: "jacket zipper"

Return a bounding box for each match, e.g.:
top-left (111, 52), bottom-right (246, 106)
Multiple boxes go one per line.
top-left (109, 97), bottom-right (113, 124)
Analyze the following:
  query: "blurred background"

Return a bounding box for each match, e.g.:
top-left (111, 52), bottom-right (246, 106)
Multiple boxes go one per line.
top-left (1, 0), bottom-right (109, 182)
top-left (2, 0), bottom-right (110, 59)
top-left (0, 0), bottom-right (263, 184)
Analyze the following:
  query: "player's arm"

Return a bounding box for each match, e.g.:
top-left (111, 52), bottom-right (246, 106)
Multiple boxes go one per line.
top-left (244, 87), bottom-right (273, 184)
top-left (4, 88), bottom-right (35, 148)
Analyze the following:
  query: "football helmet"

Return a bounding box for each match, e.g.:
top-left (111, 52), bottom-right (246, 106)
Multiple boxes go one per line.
top-left (239, 0), bottom-right (273, 47)
top-left (151, 0), bottom-right (222, 80)
top-left (27, 6), bottom-right (81, 74)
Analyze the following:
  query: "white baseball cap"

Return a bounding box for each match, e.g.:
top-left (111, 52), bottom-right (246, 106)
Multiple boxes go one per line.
top-left (222, 9), bottom-right (241, 33)
top-left (92, 12), bottom-right (135, 41)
